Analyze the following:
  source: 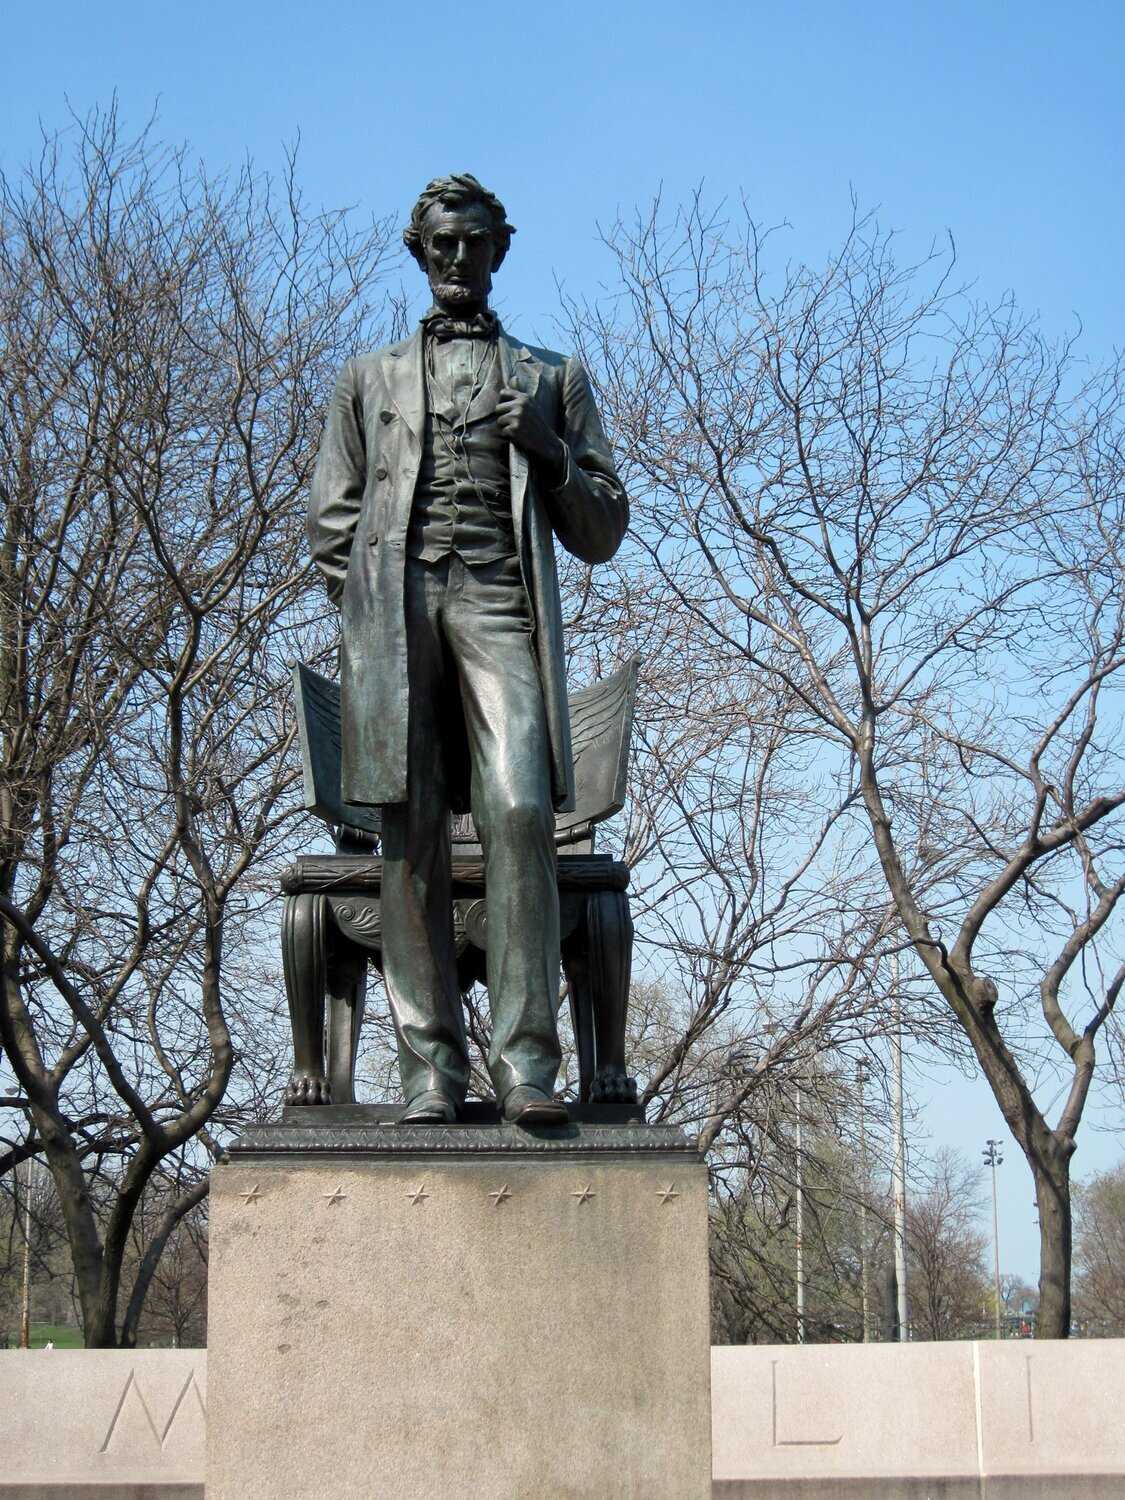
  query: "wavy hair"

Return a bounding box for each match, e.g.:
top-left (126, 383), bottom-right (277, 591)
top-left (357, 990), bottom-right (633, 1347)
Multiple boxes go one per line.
top-left (403, 173), bottom-right (516, 271)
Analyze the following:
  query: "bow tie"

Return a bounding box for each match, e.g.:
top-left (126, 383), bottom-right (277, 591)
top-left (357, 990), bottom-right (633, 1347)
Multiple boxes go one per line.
top-left (421, 311), bottom-right (498, 342)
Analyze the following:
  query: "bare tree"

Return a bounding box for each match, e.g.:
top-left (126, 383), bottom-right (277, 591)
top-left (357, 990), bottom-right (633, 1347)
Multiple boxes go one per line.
top-left (998, 1273), bottom-right (1039, 1335)
top-left (1072, 1158), bottom-right (1125, 1335)
top-left (0, 1157), bottom-right (65, 1346)
top-left (907, 1149), bottom-right (990, 1341)
top-left (708, 1057), bottom-right (903, 1345)
top-left (125, 1184), bottom-right (208, 1347)
top-left (564, 193), bottom-right (1125, 1335)
top-left (558, 516), bottom-right (900, 1150)
top-left (0, 105), bottom-right (397, 1344)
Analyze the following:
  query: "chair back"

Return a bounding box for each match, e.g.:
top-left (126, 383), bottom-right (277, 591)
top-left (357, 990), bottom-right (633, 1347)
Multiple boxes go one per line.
top-left (293, 654), bottom-right (640, 852)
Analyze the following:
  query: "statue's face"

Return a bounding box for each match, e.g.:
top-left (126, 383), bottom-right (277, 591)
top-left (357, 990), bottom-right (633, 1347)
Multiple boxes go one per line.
top-left (420, 201), bottom-right (496, 313)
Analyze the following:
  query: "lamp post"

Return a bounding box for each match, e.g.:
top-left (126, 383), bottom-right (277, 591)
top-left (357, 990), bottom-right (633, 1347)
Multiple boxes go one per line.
top-left (795, 1077), bottom-right (806, 1344)
top-left (983, 1139), bottom-right (1004, 1339)
top-left (856, 1059), bottom-right (871, 1341)
top-left (19, 1160), bottom-right (33, 1349)
top-left (890, 954), bottom-right (909, 1340)
top-left (762, 1026), bottom-right (807, 1346)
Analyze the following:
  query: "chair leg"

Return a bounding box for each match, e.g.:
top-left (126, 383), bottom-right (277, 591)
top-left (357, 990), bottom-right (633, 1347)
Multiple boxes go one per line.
top-left (326, 935), bottom-right (367, 1106)
top-left (561, 924), bottom-right (596, 1103)
top-left (282, 894), bottom-right (331, 1105)
top-left (587, 889), bottom-right (637, 1104)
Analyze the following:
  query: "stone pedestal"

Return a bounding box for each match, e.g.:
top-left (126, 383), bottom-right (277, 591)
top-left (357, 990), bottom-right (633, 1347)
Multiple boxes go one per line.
top-left (206, 1111), bottom-right (711, 1500)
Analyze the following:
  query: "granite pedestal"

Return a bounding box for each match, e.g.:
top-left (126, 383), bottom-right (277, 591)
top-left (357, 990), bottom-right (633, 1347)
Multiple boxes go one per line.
top-left (206, 1109), bottom-right (711, 1500)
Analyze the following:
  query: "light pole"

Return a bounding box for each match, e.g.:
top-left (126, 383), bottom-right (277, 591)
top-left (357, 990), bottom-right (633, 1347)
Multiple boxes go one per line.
top-left (890, 954), bottom-right (909, 1340)
top-left (795, 1077), bottom-right (806, 1344)
top-left (983, 1139), bottom-right (1004, 1339)
top-left (856, 1059), bottom-right (871, 1342)
top-left (19, 1160), bottom-right (34, 1349)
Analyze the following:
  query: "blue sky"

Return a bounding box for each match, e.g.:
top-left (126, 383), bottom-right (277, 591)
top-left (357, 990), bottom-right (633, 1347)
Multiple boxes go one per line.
top-left (6, 1), bottom-right (1124, 355)
top-left (6, 0), bottom-right (1124, 1282)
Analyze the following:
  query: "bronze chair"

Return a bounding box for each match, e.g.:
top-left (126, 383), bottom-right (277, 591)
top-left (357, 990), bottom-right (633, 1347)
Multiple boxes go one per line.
top-left (280, 656), bottom-right (640, 1110)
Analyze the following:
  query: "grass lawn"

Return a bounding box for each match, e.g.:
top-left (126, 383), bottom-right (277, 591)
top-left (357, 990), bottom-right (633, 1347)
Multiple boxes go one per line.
top-left (28, 1322), bottom-right (84, 1349)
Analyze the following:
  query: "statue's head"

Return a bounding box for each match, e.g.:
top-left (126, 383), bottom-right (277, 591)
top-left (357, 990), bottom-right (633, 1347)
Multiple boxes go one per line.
top-left (404, 173), bottom-right (516, 314)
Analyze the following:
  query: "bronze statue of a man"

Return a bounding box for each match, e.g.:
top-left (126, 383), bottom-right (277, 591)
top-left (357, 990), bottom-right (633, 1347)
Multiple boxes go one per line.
top-left (307, 175), bottom-right (628, 1125)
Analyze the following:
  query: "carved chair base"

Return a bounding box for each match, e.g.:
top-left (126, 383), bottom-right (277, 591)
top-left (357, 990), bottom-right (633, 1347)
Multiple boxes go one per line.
top-left (281, 854), bottom-right (636, 1107)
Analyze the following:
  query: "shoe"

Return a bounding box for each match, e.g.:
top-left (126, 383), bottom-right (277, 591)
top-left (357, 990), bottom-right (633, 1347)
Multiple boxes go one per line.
top-left (502, 1085), bottom-right (569, 1126)
top-left (400, 1089), bottom-right (458, 1124)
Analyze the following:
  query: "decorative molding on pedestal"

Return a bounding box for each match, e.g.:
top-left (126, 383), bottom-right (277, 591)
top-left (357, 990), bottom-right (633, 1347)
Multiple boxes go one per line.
top-left (226, 1117), bottom-right (700, 1165)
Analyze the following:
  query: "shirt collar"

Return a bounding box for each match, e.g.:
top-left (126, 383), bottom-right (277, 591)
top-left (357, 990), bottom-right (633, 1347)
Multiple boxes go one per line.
top-left (420, 306), bottom-right (500, 341)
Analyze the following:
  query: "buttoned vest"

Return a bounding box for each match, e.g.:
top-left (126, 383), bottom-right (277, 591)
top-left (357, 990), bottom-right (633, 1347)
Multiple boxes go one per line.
top-left (407, 337), bottom-right (516, 565)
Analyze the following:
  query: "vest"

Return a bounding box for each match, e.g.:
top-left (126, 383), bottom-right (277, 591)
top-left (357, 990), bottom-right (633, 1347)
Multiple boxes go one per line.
top-left (407, 336), bottom-right (517, 565)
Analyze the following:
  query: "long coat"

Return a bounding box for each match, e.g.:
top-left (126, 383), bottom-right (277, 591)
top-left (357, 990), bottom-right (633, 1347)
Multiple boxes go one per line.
top-left (307, 326), bottom-right (629, 812)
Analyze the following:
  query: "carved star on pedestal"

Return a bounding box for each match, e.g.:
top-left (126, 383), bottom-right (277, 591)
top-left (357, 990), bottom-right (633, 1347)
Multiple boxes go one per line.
top-left (406, 1183), bottom-right (429, 1206)
top-left (572, 1185), bottom-right (595, 1205)
top-left (323, 1185), bottom-right (347, 1206)
top-left (656, 1184), bottom-right (679, 1205)
top-left (488, 1184), bottom-right (513, 1207)
top-left (238, 1184), bottom-right (262, 1205)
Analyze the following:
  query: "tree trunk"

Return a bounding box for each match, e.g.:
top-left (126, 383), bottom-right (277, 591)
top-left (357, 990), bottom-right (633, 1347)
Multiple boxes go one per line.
top-left (119, 1178), bottom-right (209, 1348)
top-left (83, 1289), bottom-right (120, 1349)
top-left (31, 1104), bottom-right (107, 1344)
top-left (1035, 1159), bottom-right (1072, 1338)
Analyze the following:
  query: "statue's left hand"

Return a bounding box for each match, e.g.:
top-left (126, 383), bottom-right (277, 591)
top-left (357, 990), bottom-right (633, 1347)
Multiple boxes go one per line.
top-left (496, 387), bottom-right (567, 479)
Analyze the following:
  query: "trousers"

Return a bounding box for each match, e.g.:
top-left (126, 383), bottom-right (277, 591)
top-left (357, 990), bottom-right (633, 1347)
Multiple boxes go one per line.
top-left (379, 552), bottom-right (562, 1105)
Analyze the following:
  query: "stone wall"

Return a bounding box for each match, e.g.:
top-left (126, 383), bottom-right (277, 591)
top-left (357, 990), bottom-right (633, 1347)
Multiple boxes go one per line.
top-left (1, 1349), bottom-right (205, 1499)
top-left (712, 1339), bottom-right (1125, 1498)
top-left (2, 1340), bottom-right (1123, 1497)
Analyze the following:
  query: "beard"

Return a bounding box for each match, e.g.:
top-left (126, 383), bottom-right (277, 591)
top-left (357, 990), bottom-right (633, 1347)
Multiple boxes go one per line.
top-left (429, 277), bottom-right (489, 307)
top-left (434, 282), bottom-right (475, 304)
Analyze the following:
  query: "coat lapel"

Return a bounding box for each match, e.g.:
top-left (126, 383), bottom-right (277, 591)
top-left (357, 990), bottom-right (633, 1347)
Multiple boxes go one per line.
top-left (498, 329), bottom-right (541, 399)
top-left (499, 331), bottom-right (541, 547)
top-left (382, 329), bottom-right (425, 446)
